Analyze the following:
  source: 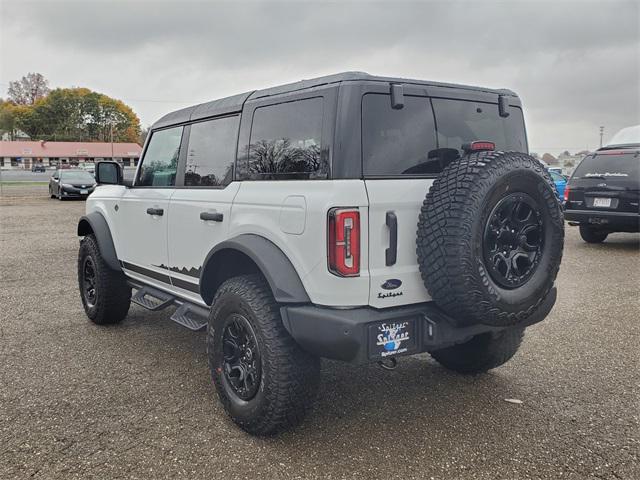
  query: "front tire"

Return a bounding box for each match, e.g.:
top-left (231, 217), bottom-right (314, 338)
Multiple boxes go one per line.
top-left (78, 234), bottom-right (131, 324)
top-left (208, 274), bottom-right (320, 436)
top-left (579, 225), bottom-right (608, 243)
top-left (430, 327), bottom-right (525, 374)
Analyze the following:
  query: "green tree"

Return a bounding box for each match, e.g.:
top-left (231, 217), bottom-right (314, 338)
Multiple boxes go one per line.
top-left (15, 87), bottom-right (141, 143)
top-left (0, 100), bottom-right (30, 139)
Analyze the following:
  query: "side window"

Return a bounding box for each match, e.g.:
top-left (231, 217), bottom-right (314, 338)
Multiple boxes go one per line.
top-left (137, 126), bottom-right (183, 187)
top-left (184, 116), bottom-right (240, 187)
top-left (362, 94), bottom-right (440, 176)
top-left (248, 97), bottom-right (325, 180)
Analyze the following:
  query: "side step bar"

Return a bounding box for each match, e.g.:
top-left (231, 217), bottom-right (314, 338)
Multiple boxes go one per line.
top-left (129, 283), bottom-right (209, 331)
top-left (131, 286), bottom-right (174, 311)
top-left (170, 303), bottom-right (209, 331)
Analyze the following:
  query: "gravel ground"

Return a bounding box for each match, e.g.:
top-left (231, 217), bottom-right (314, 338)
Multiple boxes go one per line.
top-left (1, 186), bottom-right (639, 480)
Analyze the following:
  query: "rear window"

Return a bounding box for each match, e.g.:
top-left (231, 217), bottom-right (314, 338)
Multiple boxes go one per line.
top-left (432, 99), bottom-right (527, 156)
top-left (573, 153), bottom-right (639, 179)
top-left (362, 95), bottom-right (527, 177)
top-left (362, 94), bottom-right (438, 176)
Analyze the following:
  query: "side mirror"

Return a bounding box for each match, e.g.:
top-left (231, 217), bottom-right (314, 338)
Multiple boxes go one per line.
top-left (95, 161), bottom-right (123, 185)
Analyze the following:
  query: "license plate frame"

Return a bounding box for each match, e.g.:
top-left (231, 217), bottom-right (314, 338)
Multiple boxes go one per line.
top-left (593, 197), bottom-right (611, 208)
top-left (368, 318), bottom-right (418, 360)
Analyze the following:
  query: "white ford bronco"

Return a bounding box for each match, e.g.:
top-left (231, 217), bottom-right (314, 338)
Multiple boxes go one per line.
top-left (77, 72), bottom-right (564, 435)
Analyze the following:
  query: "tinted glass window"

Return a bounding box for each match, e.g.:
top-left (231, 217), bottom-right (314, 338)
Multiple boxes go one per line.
top-left (184, 116), bottom-right (239, 187)
top-left (573, 153), bottom-right (639, 179)
top-left (362, 94), bottom-right (439, 175)
top-left (138, 126), bottom-right (183, 187)
top-left (432, 99), bottom-right (527, 156)
top-left (248, 98), bottom-right (325, 180)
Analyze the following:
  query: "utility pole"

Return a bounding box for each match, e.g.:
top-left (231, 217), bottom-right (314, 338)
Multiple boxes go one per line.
top-left (110, 123), bottom-right (115, 161)
top-left (599, 126), bottom-right (604, 148)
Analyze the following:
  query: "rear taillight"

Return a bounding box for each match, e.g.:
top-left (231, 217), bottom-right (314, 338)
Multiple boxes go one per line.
top-left (328, 207), bottom-right (360, 277)
top-left (563, 185), bottom-right (570, 202)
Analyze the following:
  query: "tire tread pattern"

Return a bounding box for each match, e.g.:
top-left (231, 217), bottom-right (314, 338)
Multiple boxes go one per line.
top-left (430, 328), bottom-right (525, 374)
top-left (416, 151), bottom-right (564, 326)
top-left (208, 274), bottom-right (320, 436)
top-left (78, 234), bottom-right (131, 325)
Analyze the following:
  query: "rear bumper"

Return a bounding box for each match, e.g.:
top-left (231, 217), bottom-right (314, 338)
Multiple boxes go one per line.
top-left (281, 288), bottom-right (556, 364)
top-left (564, 208), bottom-right (640, 232)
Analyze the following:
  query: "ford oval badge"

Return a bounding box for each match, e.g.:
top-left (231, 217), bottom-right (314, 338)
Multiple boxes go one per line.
top-left (381, 279), bottom-right (402, 290)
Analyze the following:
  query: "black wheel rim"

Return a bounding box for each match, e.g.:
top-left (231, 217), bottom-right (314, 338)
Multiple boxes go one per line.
top-left (483, 192), bottom-right (544, 289)
top-left (82, 256), bottom-right (97, 307)
top-left (222, 314), bottom-right (261, 401)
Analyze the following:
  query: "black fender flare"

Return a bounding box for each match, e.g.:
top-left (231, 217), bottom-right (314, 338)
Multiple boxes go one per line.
top-left (77, 212), bottom-right (121, 271)
top-left (200, 234), bottom-right (310, 305)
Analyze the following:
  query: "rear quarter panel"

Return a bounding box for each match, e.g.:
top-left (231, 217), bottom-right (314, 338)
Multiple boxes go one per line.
top-left (230, 180), bottom-right (370, 307)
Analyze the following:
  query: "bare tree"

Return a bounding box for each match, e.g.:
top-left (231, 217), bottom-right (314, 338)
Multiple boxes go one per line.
top-left (7, 73), bottom-right (50, 105)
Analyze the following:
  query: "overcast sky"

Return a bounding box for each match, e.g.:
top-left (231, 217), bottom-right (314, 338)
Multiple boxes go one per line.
top-left (1, 0), bottom-right (638, 154)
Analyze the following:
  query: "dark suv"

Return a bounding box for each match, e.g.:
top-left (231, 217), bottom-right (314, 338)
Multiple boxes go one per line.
top-left (564, 125), bottom-right (640, 243)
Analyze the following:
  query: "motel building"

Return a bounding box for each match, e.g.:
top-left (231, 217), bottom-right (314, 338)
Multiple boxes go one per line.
top-left (0, 141), bottom-right (142, 170)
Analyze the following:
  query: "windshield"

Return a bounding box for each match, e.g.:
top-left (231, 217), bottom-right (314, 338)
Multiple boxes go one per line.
top-left (60, 171), bottom-right (95, 183)
top-left (573, 153), bottom-right (639, 180)
top-left (605, 125), bottom-right (640, 147)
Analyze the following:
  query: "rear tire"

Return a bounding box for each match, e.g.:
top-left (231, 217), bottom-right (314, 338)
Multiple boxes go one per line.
top-left (208, 274), bottom-right (320, 436)
top-left (430, 327), bottom-right (525, 374)
top-left (579, 225), bottom-right (608, 243)
top-left (78, 234), bottom-right (131, 325)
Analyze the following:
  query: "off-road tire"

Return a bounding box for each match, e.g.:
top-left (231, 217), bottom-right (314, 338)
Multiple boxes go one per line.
top-left (417, 151), bottom-right (564, 327)
top-left (207, 274), bottom-right (320, 436)
top-left (579, 225), bottom-right (608, 243)
top-left (430, 327), bottom-right (525, 374)
top-left (78, 234), bottom-right (131, 324)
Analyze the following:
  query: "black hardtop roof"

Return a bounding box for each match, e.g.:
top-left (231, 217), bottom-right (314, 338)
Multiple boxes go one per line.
top-left (152, 71), bottom-right (519, 129)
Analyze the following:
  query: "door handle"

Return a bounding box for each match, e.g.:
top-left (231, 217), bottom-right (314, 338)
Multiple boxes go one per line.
top-left (200, 211), bottom-right (224, 222)
top-left (146, 207), bottom-right (164, 216)
top-left (385, 211), bottom-right (397, 266)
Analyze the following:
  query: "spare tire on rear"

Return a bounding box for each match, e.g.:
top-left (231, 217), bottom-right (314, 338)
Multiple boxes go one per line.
top-left (416, 151), bottom-right (564, 327)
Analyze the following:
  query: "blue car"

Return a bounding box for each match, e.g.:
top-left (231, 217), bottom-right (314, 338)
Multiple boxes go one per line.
top-left (548, 170), bottom-right (567, 200)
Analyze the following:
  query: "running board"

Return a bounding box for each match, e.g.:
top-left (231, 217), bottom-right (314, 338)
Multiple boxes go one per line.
top-left (131, 286), bottom-right (175, 311)
top-left (170, 303), bottom-right (209, 331)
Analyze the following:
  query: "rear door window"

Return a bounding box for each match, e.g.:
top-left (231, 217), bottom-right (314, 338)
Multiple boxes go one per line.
top-left (184, 116), bottom-right (239, 187)
top-left (432, 98), bottom-right (527, 156)
top-left (248, 97), bottom-right (325, 180)
top-left (138, 126), bottom-right (183, 187)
